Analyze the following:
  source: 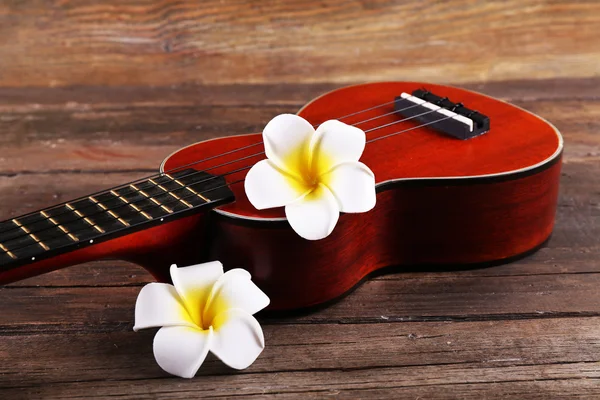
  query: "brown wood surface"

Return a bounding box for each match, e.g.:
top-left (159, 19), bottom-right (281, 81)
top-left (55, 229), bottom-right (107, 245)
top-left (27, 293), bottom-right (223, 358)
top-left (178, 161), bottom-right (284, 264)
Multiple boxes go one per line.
top-left (0, 0), bottom-right (598, 87)
top-left (1, 1), bottom-right (600, 398)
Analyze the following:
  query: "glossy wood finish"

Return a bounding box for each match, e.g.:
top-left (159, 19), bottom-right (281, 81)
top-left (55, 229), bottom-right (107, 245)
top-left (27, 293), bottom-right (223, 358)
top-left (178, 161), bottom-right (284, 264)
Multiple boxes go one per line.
top-left (209, 161), bottom-right (561, 310)
top-left (0, 212), bottom-right (210, 284)
top-left (0, 82), bottom-right (562, 308)
top-left (160, 82), bottom-right (563, 310)
top-left (164, 82), bottom-right (562, 219)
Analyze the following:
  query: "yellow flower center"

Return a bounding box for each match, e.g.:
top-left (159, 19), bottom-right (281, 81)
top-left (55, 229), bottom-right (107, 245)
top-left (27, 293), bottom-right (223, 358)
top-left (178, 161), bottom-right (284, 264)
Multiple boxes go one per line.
top-left (197, 287), bottom-right (231, 331)
top-left (281, 142), bottom-right (333, 194)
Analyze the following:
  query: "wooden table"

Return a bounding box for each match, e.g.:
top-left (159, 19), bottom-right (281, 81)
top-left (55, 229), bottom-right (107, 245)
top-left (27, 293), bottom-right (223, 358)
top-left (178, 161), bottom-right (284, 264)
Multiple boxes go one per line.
top-left (1, 1), bottom-right (599, 398)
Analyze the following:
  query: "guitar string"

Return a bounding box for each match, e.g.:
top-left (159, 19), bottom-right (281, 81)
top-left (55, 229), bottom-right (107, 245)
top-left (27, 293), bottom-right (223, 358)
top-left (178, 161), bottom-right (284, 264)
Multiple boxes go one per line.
top-left (158, 100), bottom-right (402, 176)
top-left (0, 98), bottom-right (405, 231)
top-left (1, 113), bottom-right (457, 257)
top-left (0, 101), bottom-right (425, 237)
top-left (0, 108), bottom-right (454, 253)
top-left (0, 104), bottom-right (438, 244)
top-left (0, 113), bottom-right (458, 257)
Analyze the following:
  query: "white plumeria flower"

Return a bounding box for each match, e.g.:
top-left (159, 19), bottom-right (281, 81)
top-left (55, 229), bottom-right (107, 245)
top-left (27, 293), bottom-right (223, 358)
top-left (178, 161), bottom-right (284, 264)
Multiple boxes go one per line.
top-left (133, 261), bottom-right (270, 378)
top-left (245, 114), bottom-right (376, 240)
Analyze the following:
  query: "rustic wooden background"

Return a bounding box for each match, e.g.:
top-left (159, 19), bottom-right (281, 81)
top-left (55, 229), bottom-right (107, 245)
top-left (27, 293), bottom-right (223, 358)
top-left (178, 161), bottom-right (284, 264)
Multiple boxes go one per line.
top-left (1, 0), bottom-right (599, 398)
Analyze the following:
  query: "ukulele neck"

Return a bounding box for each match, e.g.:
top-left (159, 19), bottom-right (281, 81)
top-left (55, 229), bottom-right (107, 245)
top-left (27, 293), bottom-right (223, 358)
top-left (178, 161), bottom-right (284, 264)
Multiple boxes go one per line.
top-left (0, 169), bottom-right (234, 275)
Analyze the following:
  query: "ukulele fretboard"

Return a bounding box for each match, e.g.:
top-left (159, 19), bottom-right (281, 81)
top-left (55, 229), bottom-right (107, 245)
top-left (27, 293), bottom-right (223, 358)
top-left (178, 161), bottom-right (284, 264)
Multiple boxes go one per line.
top-left (0, 169), bottom-right (234, 270)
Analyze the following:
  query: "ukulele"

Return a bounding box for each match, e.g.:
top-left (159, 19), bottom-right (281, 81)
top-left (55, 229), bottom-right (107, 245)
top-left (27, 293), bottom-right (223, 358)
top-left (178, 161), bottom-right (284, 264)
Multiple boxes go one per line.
top-left (0, 82), bottom-right (563, 310)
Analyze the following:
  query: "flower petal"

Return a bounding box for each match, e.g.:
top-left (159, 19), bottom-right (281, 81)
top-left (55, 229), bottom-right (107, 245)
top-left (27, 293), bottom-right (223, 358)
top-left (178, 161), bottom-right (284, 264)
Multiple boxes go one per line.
top-left (170, 262), bottom-right (223, 327)
top-left (153, 326), bottom-right (213, 378)
top-left (244, 159), bottom-right (309, 210)
top-left (133, 283), bottom-right (196, 332)
top-left (320, 161), bottom-right (376, 213)
top-left (203, 269), bottom-right (270, 326)
top-left (284, 184), bottom-right (340, 240)
top-left (210, 308), bottom-right (265, 370)
top-left (263, 114), bottom-right (314, 177)
top-left (310, 119), bottom-right (366, 173)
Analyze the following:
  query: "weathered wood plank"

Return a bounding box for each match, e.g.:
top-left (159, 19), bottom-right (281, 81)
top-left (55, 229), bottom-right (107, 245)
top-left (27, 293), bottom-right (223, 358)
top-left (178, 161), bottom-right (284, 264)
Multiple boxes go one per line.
top-left (0, 1), bottom-right (598, 87)
top-left (0, 2), bottom-right (596, 397)
top-left (1, 318), bottom-right (598, 387)
top-left (2, 362), bottom-right (598, 399)
top-left (0, 91), bottom-right (600, 179)
top-left (3, 269), bottom-right (600, 332)
top-left (0, 105), bottom-right (285, 173)
top-left (300, 381), bottom-right (600, 400)
top-left (6, 261), bottom-right (153, 287)
top-left (0, 86), bottom-right (598, 174)
top-left (0, 78), bottom-right (597, 110)
top-left (0, 84), bottom-right (335, 108)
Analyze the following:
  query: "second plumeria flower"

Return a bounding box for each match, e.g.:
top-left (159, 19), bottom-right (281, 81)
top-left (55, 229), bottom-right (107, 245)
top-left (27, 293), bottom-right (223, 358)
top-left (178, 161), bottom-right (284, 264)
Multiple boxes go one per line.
top-left (134, 262), bottom-right (270, 378)
top-left (245, 114), bottom-right (376, 240)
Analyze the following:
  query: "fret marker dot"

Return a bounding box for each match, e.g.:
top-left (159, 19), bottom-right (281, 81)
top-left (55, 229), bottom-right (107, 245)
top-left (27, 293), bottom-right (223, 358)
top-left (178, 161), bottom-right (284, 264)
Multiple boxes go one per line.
top-left (160, 218), bottom-right (164, 222)
top-left (89, 240), bottom-right (94, 244)
top-left (31, 257), bottom-right (35, 261)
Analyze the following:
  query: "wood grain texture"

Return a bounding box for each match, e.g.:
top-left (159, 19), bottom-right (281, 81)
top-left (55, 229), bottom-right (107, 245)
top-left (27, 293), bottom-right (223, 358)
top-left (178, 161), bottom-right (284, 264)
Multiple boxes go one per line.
top-left (0, 1), bottom-right (598, 88)
top-left (1, 0), bottom-right (600, 387)
top-left (1, 319), bottom-right (599, 395)
top-left (1, 77), bottom-right (599, 398)
top-left (0, 79), bottom-right (597, 175)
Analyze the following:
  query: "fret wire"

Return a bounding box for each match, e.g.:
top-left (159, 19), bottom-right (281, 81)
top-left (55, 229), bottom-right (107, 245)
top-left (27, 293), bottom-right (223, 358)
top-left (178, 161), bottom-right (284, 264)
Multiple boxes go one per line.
top-left (0, 180), bottom-right (243, 262)
top-left (148, 178), bottom-right (194, 208)
top-left (2, 173), bottom-right (228, 258)
top-left (131, 184), bottom-right (174, 214)
top-left (110, 190), bottom-right (153, 220)
top-left (8, 167), bottom-right (235, 251)
top-left (89, 197), bottom-right (131, 227)
top-left (29, 235), bottom-right (49, 250)
top-left (40, 211), bottom-right (79, 242)
top-left (1, 113), bottom-right (455, 258)
top-left (12, 218), bottom-right (50, 251)
top-left (165, 174), bottom-right (211, 202)
top-left (66, 203), bottom-right (105, 233)
top-left (0, 242), bottom-right (17, 259)
top-left (0, 172), bottom-right (218, 256)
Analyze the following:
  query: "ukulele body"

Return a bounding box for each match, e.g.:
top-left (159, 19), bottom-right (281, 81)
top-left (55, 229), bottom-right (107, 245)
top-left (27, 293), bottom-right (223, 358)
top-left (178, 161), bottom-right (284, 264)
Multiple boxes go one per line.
top-left (161, 82), bottom-right (563, 310)
top-left (0, 82), bottom-right (562, 311)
